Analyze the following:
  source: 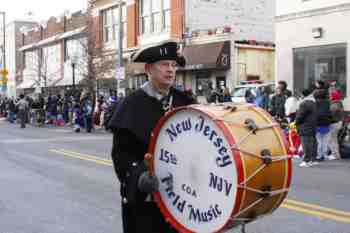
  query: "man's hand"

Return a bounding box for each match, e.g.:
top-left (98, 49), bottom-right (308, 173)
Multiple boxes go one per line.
top-left (137, 171), bottom-right (159, 193)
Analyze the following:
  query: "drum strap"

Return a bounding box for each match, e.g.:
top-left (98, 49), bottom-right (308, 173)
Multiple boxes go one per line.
top-left (160, 94), bottom-right (173, 112)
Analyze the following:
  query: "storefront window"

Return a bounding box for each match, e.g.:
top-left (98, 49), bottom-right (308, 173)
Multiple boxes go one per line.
top-left (140, 0), bottom-right (170, 34)
top-left (195, 72), bottom-right (212, 96)
top-left (293, 43), bottom-right (347, 96)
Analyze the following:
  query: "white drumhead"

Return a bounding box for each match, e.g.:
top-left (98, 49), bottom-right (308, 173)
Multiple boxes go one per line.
top-left (153, 109), bottom-right (238, 233)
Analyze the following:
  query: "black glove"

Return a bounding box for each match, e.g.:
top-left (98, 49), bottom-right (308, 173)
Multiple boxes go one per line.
top-left (137, 171), bottom-right (159, 193)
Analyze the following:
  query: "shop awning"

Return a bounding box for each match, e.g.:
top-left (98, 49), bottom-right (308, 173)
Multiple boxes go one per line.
top-left (19, 42), bottom-right (38, 51)
top-left (17, 79), bottom-right (36, 89)
top-left (182, 41), bottom-right (231, 70)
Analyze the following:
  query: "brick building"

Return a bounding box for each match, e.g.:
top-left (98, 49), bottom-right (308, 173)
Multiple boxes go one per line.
top-left (18, 11), bottom-right (88, 96)
top-left (89, 0), bottom-right (275, 96)
top-left (88, 0), bottom-right (185, 95)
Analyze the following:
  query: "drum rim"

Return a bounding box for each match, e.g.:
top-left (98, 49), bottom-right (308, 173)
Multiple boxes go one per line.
top-left (148, 105), bottom-right (245, 233)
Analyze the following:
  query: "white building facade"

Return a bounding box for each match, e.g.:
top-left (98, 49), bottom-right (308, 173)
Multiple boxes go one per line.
top-left (0, 21), bottom-right (37, 97)
top-left (18, 11), bottom-right (88, 96)
top-left (276, 0), bottom-right (350, 109)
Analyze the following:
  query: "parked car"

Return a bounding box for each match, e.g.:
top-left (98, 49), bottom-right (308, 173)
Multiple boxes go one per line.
top-left (231, 82), bottom-right (275, 103)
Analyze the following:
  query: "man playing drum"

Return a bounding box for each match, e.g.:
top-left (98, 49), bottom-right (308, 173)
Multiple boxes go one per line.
top-left (109, 41), bottom-right (196, 233)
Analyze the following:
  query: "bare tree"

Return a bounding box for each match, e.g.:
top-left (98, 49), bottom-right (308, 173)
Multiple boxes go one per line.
top-left (73, 4), bottom-right (117, 104)
top-left (22, 47), bottom-right (61, 95)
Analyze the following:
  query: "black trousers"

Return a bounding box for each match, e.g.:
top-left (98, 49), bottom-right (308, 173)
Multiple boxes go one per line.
top-left (300, 135), bottom-right (317, 162)
top-left (121, 201), bottom-right (177, 233)
top-left (18, 110), bottom-right (26, 128)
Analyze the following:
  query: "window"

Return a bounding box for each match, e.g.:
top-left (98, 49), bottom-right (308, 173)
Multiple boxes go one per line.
top-left (152, 0), bottom-right (162, 33)
top-left (141, 0), bottom-right (151, 34)
top-left (163, 0), bottom-right (171, 31)
top-left (293, 44), bottom-right (347, 96)
top-left (195, 72), bottom-right (211, 96)
top-left (42, 44), bottom-right (61, 82)
top-left (24, 50), bottom-right (38, 70)
top-left (140, 0), bottom-right (171, 34)
top-left (65, 38), bottom-right (87, 61)
top-left (102, 4), bottom-right (127, 43)
top-left (103, 9), bottom-right (113, 43)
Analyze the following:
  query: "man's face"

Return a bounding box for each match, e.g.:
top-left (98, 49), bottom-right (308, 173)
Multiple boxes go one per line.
top-left (276, 87), bottom-right (282, 95)
top-left (278, 83), bottom-right (284, 91)
top-left (147, 60), bottom-right (178, 90)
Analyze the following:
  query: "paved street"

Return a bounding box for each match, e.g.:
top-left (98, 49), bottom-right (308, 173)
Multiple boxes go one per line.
top-left (1, 119), bottom-right (350, 233)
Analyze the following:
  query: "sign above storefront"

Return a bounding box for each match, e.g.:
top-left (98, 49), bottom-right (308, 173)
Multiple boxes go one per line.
top-left (181, 41), bottom-right (231, 71)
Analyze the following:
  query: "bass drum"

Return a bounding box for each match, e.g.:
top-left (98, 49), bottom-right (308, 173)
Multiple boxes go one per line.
top-left (149, 104), bottom-right (292, 233)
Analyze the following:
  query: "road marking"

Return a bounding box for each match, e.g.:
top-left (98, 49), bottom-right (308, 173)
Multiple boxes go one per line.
top-left (281, 203), bottom-right (350, 224)
top-left (49, 149), bottom-right (113, 166)
top-left (57, 149), bottom-right (112, 163)
top-left (49, 148), bottom-right (350, 224)
top-left (284, 199), bottom-right (350, 219)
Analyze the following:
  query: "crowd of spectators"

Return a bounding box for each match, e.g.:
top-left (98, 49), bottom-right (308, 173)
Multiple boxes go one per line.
top-left (0, 91), bottom-right (123, 133)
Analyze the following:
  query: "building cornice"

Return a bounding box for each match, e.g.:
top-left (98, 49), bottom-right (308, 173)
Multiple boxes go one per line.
top-left (276, 3), bottom-right (350, 22)
top-left (235, 44), bottom-right (275, 51)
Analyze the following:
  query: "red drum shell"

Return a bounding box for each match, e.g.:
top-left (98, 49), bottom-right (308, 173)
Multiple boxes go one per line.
top-left (149, 104), bottom-right (292, 233)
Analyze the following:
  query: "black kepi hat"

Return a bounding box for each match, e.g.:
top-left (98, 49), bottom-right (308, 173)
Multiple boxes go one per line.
top-left (131, 40), bottom-right (186, 67)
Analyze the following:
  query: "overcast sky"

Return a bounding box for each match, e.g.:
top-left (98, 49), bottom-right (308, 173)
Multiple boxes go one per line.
top-left (1, 0), bottom-right (87, 23)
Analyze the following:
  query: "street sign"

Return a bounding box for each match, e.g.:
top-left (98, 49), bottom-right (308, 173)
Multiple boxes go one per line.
top-left (0, 69), bottom-right (8, 77)
top-left (0, 69), bottom-right (8, 86)
top-left (116, 67), bottom-right (125, 80)
top-left (2, 76), bottom-right (8, 84)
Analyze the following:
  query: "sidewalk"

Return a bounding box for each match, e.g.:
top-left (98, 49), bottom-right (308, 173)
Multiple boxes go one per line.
top-left (0, 117), bottom-right (110, 135)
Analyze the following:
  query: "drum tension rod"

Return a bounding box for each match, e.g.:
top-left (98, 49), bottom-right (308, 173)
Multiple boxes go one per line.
top-left (259, 185), bottom-right (272, 198)
top-left (244, 118), bottom-right (279, 133)
top-left (232, 146), bottom-right (288, 164)
top-left (223, 105), bottom-right (237, 112)
top-left (260, 149), bottom-right (272, 165)
top-left (239, 185), bottom-right (289, 198)
top-left (244, 118), bottom-right (258, 134)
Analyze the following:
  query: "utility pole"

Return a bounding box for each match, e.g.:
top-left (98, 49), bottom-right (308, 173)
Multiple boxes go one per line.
top-left (116, 1), bottom-right (125, 96)
top-left (0, 12), bottom-right (5, 70)
top-left (118, 2), bottom-right (123, 68)
top-left (0, 12), bottom-right (6, 94)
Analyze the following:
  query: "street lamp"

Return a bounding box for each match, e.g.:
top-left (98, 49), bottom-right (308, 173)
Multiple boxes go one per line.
top-left (70, 54), bottom-right (79, 93)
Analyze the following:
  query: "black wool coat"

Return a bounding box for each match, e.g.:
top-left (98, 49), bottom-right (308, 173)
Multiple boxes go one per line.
top-left (109, 88), bottom-right (195, 233)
